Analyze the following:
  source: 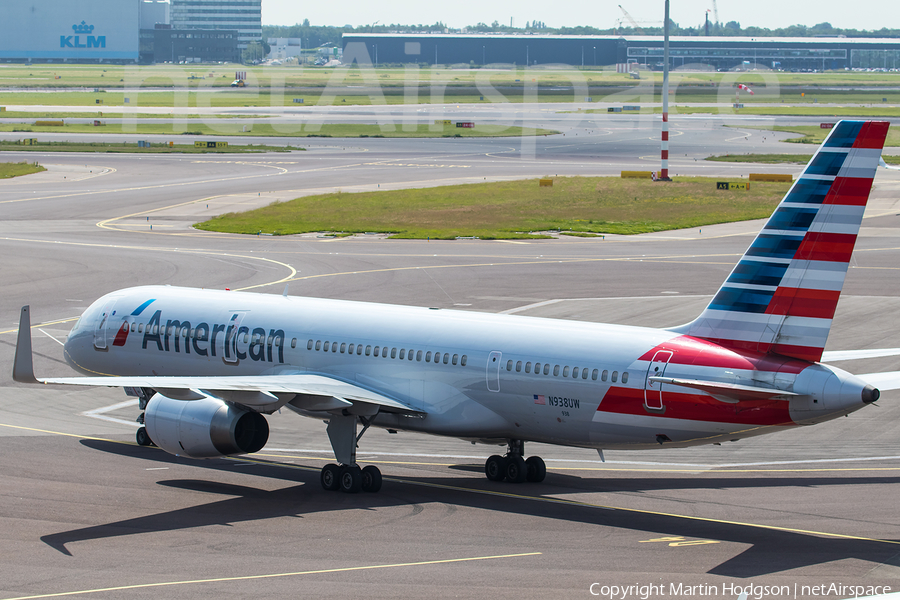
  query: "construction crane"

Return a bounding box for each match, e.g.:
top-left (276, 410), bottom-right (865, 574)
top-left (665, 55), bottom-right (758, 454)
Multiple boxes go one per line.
top-left (618, 5), bottom-right (643, 34)
top-left (616, 4), bottom-right (661, 34)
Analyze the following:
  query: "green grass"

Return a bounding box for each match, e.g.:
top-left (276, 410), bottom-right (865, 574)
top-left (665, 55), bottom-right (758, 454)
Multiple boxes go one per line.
top-left (3, 65), bottom-right (900, 108)
top-left (706, 153), bottom-right (900, 165)
top-left (4, 64), bottom-right (900, 90)
top-left (0, 110), bottom-right (250, 119)
top-left (707, 153), bottom-right (813, 164)
top-left (0, 122), bottom-right (556, 138)
top-left (0, 161), bottom-right (46, 178)
top-left (195, 176), bottom-right (791, 239)
top-left (669, 105), bottom-right (900, 117)
top-left (733, 125), bottom-right (900, 146)
top-left (6, 90), bottom-right (897, 109)
top-left (575, 103), bottom-right (900, 116)
top-left (0, 140), bottom-right (301, 153)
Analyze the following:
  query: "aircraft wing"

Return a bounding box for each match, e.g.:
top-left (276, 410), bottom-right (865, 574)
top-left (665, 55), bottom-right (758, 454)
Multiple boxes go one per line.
top-left (38, 374), bottom-right (422, 414)
top-left (13, 305), bottom-right (421, 414)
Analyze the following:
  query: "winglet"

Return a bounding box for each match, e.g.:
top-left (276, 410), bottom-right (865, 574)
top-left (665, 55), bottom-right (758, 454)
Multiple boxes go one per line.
top-left (13, 306), bottom-right (39, 384)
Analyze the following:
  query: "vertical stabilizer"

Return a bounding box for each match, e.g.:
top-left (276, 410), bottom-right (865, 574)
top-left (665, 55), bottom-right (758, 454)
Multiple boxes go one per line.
top-left (671, 120), bottom-right (890, 362)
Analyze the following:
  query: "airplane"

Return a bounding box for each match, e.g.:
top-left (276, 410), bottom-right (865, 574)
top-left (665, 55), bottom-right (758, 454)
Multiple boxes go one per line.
top-left (11, 119), bottom-right (896, 495)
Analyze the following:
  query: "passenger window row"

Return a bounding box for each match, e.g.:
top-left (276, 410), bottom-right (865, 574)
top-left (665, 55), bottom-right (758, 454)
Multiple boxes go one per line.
top-left (307, 339), bottom-right (468, 367)
top-left (505, 359), bottom-right (629, 384)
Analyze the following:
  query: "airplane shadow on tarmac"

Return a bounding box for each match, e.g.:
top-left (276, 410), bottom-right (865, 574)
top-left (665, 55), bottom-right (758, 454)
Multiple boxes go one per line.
top-left (38, 438), bottom-right (900, 579)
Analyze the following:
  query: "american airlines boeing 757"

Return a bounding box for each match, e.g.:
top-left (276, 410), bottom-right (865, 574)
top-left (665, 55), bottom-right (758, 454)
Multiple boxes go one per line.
top-left (12, 120), bottom-right (897, 494)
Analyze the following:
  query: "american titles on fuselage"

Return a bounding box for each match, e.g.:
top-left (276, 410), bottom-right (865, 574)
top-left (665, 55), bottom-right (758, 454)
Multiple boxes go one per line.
top-left (122, 309), bottom-right (286, 364)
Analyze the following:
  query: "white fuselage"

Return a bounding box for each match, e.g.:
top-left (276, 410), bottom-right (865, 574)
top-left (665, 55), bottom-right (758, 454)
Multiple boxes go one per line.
top-left (63, 286), bottom-right (872, 451)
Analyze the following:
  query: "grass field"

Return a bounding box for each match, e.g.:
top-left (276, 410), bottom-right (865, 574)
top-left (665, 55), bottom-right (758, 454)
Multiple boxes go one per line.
top-left (733, 125), bottom-right (900, 146)
top-left (706, 153), bottom-right (900, 165)
top-left (3, 90), bottom-right (899, 109)
top-left (0, 122), bottom-right (556, 138)
top-left (0, 140), bottom-right (300, 153)
top-left (0, 110), bottom-right (248, 119)
top-left (668, 105), bottom-right (900, 117)
top-left (4, 63), bottom-right (900, 89)
top-left (195, 176), bottom-right (791, 239)
top-left (0, 161), bottom-right (46, 178)
top-left (2, 64), bottom-right (900, 107)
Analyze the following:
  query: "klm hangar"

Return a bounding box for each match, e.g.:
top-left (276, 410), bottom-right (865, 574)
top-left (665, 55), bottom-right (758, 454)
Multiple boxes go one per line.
top-left (2, 0), bottom-right (140, 63)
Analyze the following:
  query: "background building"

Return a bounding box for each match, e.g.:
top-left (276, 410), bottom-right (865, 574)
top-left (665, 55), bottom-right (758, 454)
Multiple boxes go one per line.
top-left (170, 0), bottom-right (261, 50)
top-left (342, 33), bottom-right (900, 71)
top-left (268, 38), bottom-right (303, 60)
top-left (140, 0), bottom-right (170, 30)
top-left (1, 0), bottom-right (140, 63)
top-left (140, 25), bottom-right (238, 64)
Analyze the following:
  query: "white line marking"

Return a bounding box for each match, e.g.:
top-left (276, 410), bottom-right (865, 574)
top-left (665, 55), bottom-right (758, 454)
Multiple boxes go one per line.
top-left (500, 294), bottom-right (713, 315)
top-left (37, 329), bottom-right (64, 346)
top-left (499, 299), bottom-right (564, 314)
top-left (145, 467), bottom-right (169, 471)
top-left (81, 399), bottom-right (140, 427)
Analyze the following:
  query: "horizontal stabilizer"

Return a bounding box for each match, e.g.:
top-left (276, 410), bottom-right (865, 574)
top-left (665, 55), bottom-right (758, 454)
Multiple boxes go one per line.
top-left (822, 348), bottom-right (900, 362)
top-left (648, 376), bottom-right (798, 403)
top-left (856, 371), bottom-right (900, 392)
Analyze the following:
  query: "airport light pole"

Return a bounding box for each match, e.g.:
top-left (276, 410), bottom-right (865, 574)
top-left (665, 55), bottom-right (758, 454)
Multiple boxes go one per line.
top-left (659, 0), bottom-right (672, 181)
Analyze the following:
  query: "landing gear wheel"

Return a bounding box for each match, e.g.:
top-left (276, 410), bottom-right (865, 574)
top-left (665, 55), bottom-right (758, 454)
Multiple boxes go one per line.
top-left (320, 463), bottom-right (340, 491)
top-left (361, 465), bottom-right (383, 493)
top-left (340, 465), bottom-right (363, 493)
top-left (485, 454), bottom-right (507, 482)
top-left (136, 427), bottom-right (153, 447)
top-left (525, 456), bottom-right (547, 483)
top-left (505, 454), bottom-right (528, 483)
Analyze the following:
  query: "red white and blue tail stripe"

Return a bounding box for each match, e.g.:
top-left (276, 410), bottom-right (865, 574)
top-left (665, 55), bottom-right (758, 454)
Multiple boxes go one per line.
top-left (672, 120), bottom-right (889, 362)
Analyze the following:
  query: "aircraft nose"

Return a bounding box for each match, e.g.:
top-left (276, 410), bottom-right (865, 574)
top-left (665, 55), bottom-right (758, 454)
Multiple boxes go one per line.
top-left (862, 384), bottom-right (880, 404)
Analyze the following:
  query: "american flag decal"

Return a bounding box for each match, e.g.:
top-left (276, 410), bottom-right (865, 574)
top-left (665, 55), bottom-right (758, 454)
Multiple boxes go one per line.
top-left (534, 395), bottom-right (546, 405)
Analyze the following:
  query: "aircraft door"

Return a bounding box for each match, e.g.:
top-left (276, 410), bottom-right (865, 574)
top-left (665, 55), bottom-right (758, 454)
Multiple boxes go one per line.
top-left (487, 351), bottom-right (502, 392)
top-left (644, 350), bottom-right (673, 411)
top-left (222, 311), bottom-right (248, 364)
top-left (92, 299), bottom-right (119, 350)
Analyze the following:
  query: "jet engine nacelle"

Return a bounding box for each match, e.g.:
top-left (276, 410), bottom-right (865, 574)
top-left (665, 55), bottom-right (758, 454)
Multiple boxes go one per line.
top-left (144, 394), bottom-right (269, 459)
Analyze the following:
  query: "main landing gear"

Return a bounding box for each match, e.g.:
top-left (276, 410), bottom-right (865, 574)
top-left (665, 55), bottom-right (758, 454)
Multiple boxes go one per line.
top-left (485, 440), bottom-right (546, 484)
top-left (135, 388), bottom-right (156, 447)
top-left (320, 413), bottom-right (382, 493)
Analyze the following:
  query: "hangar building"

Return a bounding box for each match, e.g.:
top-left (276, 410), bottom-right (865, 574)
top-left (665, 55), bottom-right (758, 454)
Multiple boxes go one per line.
top-left (2, 0), bottom-right (141, 63)
top-left (341, 33), bottom-right (900, 71)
